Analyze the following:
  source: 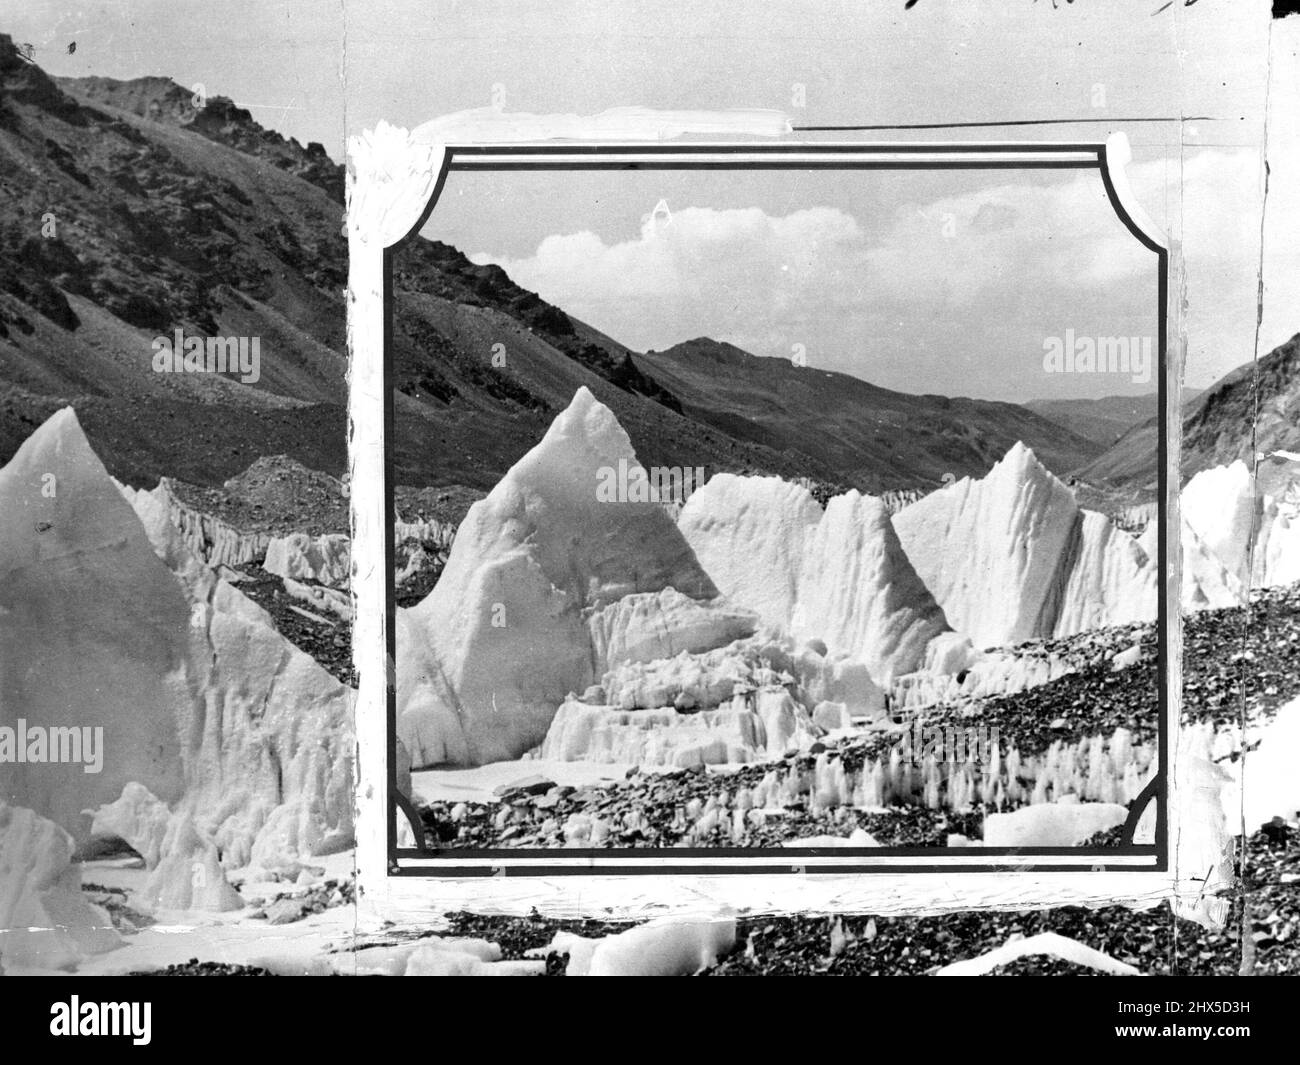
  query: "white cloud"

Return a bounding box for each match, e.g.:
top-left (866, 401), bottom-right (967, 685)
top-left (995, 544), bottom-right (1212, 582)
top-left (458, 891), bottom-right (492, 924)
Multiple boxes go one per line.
top-left (474, 205), bottom-right (868, 354)
top-left (471, 148), bottom-right (1270, 397)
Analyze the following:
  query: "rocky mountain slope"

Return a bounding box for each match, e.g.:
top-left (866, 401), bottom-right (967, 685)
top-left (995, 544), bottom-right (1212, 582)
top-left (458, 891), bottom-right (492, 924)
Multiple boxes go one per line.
top-left (3, 35), bottom-right (1102, 499)
top-left (0, 35), bottom-right (801, 490)
top-left (1078, 333), bottom-right (1300, 492)
top-left (1025, 392), bottom-right (1160, 448)
top-left (641, 339), bottom-right (1102, 490)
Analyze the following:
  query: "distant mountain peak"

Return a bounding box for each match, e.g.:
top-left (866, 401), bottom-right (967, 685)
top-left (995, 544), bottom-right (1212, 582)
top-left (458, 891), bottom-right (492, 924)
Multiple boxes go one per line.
top-left (60, 72), bottom-right (344, 203)
top-left (655, 337), bottom-right (774, 366)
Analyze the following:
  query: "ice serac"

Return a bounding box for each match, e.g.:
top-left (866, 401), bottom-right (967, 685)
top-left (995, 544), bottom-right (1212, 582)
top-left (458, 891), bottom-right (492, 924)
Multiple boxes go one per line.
top-left (1179, 517), bottom-right (1244, 611)
top-left (1057, 510), bottom-right (1158, 634)
top-left (264, 532), bottom-right (351, 588)
top-left (1257, 494), bottom-right (1300, 588)
top-left (0, 408), bottom-right (190, 836)
top-left (1237, 694), bottom-right (1300, 832)
top-left (140, 814), bottom-right (244, 912)
top-left (1, 408), bottom-right (354, 874)
top-left (893, 442), bottom-right (1156, 648)
top-left (127, 479), bottom-right (271, 567)
top-left (1182, 460), bottom-right (1300, 594)
top-left (88, 783), bottom-right (244, 913)
top-left (539, 688), bottom-right (821, 767)
top-left (678, 474), bottom-right (957, 681)
top-left (677, 475), bottom-right (822, 627)
top-left (587, 588), bottom-right (756, 672)
top-left (125, 480), bottom-right (355, 870)
top-left (0, 803), bottom-right (121, 970)
top-left (397, 387), bottom-right (740, 768)
top-left (1182, 461), bottom-right (1257, 590)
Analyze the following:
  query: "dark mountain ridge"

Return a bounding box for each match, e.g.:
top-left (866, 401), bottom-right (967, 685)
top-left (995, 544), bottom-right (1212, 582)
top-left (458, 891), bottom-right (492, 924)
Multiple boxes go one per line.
top-left (1025, 393), bottom-right (1161, 448)
top-left (1076, 333), bottom-right (1300, 492)
top-left (1, 35), bottom-right (1102, 495)
top-left (640, 338), bottom-right (1102, 490)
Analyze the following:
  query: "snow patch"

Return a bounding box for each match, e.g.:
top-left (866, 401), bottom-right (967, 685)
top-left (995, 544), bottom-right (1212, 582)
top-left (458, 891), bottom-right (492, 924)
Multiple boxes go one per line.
top-left (935, 931), bottom-right (1141, 976)
top-left (982, 801), bottom-right (1130, 847)
top-left (549, 915), bottom-right (736, 976)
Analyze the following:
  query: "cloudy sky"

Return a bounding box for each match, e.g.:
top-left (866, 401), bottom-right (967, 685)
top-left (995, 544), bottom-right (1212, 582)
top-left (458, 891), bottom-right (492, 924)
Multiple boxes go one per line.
top-left (9, 0), bottom-right (1297, 392)
top-left (431, 164), bottom-right (1164, 403)
top-left (433, 164), bottom-right (1162, 402)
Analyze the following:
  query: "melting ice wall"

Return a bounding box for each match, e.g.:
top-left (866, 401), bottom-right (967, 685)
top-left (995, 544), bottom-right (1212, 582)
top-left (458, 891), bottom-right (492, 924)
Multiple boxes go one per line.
top-left (131, 478), bottom-right (272, 568)
top-left (0, 802), bottom-right (121, 970)
top-left (678, 474), bottom-right (961, 682)
top-left (0, 409), bottom-right (190, 835)
top-left (125, 475), bottom-right (355, 869)
top-left (396, 388), bottom-right (756, 768)
top-left (893, 443), bottom-right (1157, 648)
top-left (1183, 459), bottom-right (1300, 595)
top-left (1, 409), bottom-right (354, 872)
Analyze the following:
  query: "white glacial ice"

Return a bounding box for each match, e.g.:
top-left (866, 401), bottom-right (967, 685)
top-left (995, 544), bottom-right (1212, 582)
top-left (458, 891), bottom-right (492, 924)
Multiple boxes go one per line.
top-left (893, 442), bottom-right (1156, 647)
top-left (88, 782), bottom-right (173, 869)
top-left (598, 637), bottom-right (880, 716)
top-left (126, 478), bottom-right (271, 567)
top-left (1256, 493), bottom-right (1300, 588)
top-left (1056, 509), bottom-right (1158, 634)
top-left (396, 388), bottom-right (756, 768)
top-left (548, 915), bottom-right (737, 976)
top-left (537, 631), bottom-right (884, 767)
top-left (1, 409), bottom-right (190, 835)
top-left (138, 814), bottom-right (245, 913)
top-left (981, 800), bottom-right (1130, 847)
top-left (678, 474), bottom-right (962, 682)
top-left (404, 942), bottom-right (545, 976)
top-left (1231, 694), bottom-right (1300, 833)
top-left (1182, 461), bottom-right (1257, 589)
top-left (2, 408), bottom-right (354, 884)
top-left (587, 587), bottom-right (756, 673)
top-left (890, 645), bottom-right (1079, 712)
top-left (1178, 516), bottom-right (1245, 611)
top-left (1182, 459), bottom-right (1300, 595)
top-left (935, 931), bottom-right (1141, 976)
top-left (124, 463), bottom-right (355, 871)
top-left (263, 532), bottom-right (352, 588)
top-left (538, 687), bottom-right (820, 768)
top-left (88, 784), bottom-right (243, 913)
top-left (0, 802), bottom-right (121, 970)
